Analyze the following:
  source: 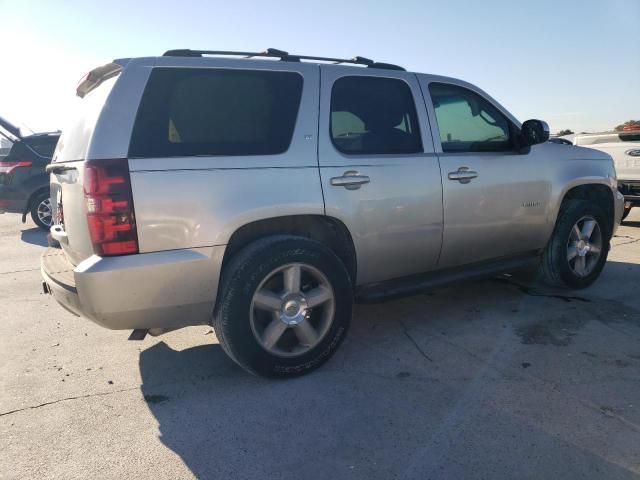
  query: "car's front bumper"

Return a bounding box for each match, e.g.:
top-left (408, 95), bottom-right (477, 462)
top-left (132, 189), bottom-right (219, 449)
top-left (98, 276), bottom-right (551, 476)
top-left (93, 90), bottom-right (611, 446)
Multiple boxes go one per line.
top-left (618, 180), bottom-right (640, 205)
top-left (41, 245), bottom-right (225, 330)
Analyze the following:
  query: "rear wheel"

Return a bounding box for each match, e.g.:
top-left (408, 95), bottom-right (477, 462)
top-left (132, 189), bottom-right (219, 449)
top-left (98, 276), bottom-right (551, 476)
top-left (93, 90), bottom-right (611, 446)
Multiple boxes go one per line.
top-left (30, 193), bottom-right (52, 230)
top-left (213, 235), bottom-right (353, 377)
top-left (541, 199), bottom-right (609, 289)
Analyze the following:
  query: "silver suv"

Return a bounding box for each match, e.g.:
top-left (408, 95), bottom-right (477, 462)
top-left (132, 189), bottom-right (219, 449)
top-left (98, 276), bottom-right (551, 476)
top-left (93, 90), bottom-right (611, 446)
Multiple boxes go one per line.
top-left (41, 49), bottom-right (625, 377)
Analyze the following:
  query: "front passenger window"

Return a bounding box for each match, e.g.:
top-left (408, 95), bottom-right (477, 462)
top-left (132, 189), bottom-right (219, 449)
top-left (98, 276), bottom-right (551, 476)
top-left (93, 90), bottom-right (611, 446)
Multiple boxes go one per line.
top-left (429, 83), bottom-right (511, 153)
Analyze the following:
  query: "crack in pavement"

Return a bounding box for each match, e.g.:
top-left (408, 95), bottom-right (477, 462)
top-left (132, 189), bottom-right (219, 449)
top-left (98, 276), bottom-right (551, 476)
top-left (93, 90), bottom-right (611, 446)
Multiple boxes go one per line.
top-left (614, 238), bottom-right (640, 247)
top-left (433, 334), bottom-right (640, 434)
top-left (492, 277), bottom-right (590, 303)
top-left (398, 319), bottom-right (433, 362)
top-left (0, 267), bottom-right (39, 275)
top-left (0, 386), bottom-right (140, 417)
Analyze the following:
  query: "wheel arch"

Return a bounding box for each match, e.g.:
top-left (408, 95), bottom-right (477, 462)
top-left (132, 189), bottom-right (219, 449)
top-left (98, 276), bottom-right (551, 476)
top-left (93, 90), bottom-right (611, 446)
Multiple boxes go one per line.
top-left (221, 215), bottom-right (358, 286)
top-left (22, 186), bottom-right (50, 219)
top-left (557, 181), bottom-right (615, 238)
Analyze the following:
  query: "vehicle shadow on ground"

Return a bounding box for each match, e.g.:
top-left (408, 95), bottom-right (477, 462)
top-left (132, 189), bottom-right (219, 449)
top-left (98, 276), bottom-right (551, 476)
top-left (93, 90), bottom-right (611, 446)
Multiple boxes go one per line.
top-left (621, 220), bottom-right (640, 228)
top-left (139, 265), bottom-right (640, 480)
top-left (20, 227), bottom-right (47, 247)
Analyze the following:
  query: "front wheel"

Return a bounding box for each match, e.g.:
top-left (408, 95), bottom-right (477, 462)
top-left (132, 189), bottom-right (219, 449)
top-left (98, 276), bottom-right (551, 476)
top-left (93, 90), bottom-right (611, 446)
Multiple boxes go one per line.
top-left (213, 236), bottom-right (353, 378)
top-left (30, 193), bottom-right (53, 230)
top-left (540, 199), bottom-right (609, 289)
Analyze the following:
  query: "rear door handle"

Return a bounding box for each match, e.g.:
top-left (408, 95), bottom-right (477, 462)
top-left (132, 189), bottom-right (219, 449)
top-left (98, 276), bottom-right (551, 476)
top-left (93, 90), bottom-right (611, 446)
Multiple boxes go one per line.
top-left (330, 171), bottom-right (370, 190)
top-left (448, 166), bottom-right (478, 184)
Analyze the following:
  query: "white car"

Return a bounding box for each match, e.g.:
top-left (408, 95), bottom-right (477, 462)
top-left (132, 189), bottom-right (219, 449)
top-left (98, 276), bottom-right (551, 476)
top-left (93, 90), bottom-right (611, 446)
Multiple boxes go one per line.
top-left (575, 129), bottom-right (640, 220)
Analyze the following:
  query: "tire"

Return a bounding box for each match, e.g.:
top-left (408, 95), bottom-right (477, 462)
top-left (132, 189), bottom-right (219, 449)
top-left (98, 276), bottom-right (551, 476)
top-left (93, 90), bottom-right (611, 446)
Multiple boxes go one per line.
top-left (30, 193), bottom-right (53, 230)
top-left (212, 235), bottom-right (353, 378)
top-left (622, 203), bottom-right (633, 222)
top-left (540, 199), bottom-right (610, 289)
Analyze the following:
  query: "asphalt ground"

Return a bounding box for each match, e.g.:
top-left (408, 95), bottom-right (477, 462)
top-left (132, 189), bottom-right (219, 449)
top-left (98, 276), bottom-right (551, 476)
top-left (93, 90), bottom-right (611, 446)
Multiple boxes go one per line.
top-left (1, 210), bottom-right (640, 479)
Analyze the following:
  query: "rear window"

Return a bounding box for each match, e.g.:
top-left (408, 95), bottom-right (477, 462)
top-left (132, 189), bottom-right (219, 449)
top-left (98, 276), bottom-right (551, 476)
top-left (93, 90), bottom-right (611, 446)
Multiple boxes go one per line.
top-left (28, 138), bottom-right (59, 158)
top-left (129, 68), bottom-right (303, 158)
top-left (620, 133), bottom-right (640, 142)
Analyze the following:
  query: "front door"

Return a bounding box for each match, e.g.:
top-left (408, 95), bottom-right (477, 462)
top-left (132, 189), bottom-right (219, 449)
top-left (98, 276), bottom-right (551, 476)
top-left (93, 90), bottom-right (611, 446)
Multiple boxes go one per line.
top-left (420, 80), bottom-right (552, 269)
top-left (318, 66), bottom-right (443, 285)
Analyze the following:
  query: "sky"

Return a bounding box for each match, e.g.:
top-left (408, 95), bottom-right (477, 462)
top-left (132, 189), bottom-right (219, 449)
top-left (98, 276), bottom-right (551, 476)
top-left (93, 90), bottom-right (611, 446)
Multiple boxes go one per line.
top-left (1, 0), bottom-right (638, 135)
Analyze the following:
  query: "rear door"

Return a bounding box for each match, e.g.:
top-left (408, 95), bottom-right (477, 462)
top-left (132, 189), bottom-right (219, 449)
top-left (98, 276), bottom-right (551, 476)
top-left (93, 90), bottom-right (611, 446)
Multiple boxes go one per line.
top-left (318, 66), bottom-right (443, 285)
top-left (419, 78), bottom-right (552, 269)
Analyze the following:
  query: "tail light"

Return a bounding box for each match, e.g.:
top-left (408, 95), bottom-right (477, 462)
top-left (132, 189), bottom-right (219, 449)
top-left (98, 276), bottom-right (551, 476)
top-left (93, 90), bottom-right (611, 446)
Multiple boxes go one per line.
top-left (0, 160), bottom-right (32, 174)
top-left (83, 159), bottom-right (138, 256)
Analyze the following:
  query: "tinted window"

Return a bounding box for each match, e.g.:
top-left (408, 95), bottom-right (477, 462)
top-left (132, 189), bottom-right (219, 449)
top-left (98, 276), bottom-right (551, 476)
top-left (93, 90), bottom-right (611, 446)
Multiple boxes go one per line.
top-left (27, 137), bottom-right (59, 158)
top-left (129, 68), bottom-right (303, 158)
top-left (330, 76), bottom-right (422, 155)
top-left (429, 83), bottom-right (511, 153)
top-left (620, 133), bottom-right (640, 142)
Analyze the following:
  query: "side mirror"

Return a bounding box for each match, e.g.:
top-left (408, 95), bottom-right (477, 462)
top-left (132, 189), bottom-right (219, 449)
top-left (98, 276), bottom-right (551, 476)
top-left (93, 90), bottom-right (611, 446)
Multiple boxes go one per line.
top-left (520, 119), bottom-right (550, 147)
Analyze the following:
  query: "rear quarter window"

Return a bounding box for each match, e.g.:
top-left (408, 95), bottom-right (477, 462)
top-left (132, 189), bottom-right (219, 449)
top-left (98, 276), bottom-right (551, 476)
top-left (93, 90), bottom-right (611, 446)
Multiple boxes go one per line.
top-left (129, 68), bottom-right (304, 158)
top-left (54, 76), bottom-right (119, 162)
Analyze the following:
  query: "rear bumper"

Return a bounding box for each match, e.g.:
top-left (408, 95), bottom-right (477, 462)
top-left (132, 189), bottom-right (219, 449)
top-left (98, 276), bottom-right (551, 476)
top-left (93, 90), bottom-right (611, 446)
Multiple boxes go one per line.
top-left (41, 245), bottom-right (226, 330)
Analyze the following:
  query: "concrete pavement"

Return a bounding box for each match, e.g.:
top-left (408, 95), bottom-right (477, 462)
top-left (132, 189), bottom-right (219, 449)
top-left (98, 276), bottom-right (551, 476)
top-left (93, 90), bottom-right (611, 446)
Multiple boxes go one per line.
top-left (1, 211), bottom-right (640, 479)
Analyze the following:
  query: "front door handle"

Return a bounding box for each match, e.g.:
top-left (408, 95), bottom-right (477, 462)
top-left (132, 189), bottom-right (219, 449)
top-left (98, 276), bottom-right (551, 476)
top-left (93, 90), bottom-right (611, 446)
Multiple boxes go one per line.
top-left (448, 166), bottom-right (478, 184)
top-left (330, 171), bottom-right (370, 190)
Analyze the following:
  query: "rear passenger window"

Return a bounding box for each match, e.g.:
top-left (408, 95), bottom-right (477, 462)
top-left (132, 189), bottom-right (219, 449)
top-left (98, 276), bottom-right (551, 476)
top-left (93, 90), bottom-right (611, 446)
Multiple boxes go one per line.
top-left (330, 76), bottom-right (422, 155)
top-left (129, 68), bottom-right (303, 158)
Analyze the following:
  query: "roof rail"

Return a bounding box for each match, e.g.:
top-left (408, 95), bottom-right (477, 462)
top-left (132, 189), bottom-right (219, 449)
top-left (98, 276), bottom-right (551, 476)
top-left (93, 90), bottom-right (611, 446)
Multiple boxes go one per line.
top-left (162, 48), bottom-right (405, 71)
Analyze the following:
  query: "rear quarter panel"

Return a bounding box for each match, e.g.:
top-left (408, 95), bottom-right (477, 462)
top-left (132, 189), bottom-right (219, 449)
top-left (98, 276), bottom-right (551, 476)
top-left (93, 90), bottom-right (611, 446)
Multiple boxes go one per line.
top-left (128, 60), bottom-right (324, 252)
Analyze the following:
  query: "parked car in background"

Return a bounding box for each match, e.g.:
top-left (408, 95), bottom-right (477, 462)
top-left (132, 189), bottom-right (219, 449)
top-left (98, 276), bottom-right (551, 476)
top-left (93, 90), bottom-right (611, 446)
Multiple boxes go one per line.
top-left (42, 49), bottom-right (623, 377)
top-left (574, 127), bottom-right (640, 221)
top-left (0, 116), bottom-right (60, 229)
top-left (0, 137), bottom-right (12, 160)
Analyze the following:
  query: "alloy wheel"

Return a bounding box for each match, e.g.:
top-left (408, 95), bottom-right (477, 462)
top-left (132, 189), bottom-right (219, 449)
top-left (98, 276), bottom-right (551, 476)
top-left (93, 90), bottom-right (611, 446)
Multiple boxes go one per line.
top-left (567, 215), bottom-right (603, 277)
top-left (37, 198), bottom-right (53, 227)
top-left (250, 263), bottom-right (335, 357)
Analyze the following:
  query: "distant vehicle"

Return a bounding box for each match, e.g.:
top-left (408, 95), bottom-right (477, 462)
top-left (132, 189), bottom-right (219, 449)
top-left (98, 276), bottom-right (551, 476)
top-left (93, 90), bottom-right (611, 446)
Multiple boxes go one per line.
top-left (575, 127), bottom-right (640, 221)
top-left (0, 116), bottom-right (60, 229)
top-left (548, 137), bottom-right (573, 146)
top-left (42, 49), bottom-right (623, 377)
top-left (0, 137), bottom-right (12, 160)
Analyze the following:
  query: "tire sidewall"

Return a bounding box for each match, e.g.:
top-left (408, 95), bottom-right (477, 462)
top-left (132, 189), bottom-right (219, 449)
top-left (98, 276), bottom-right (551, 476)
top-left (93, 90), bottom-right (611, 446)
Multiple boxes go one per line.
top-left (215, 236), bottom-right (352, 377)
top-left (549, 200), bottom-right (609, 288)
top-left (31, 193), bottom-right (52, 230)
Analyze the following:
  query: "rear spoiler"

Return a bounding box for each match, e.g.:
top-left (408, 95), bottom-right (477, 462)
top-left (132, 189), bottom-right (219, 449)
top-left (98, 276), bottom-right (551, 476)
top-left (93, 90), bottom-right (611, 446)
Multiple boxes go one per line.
top-left (76, 61), bottom-right (127, 98)
top-left (0, 115), bottom-right (22, 140)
